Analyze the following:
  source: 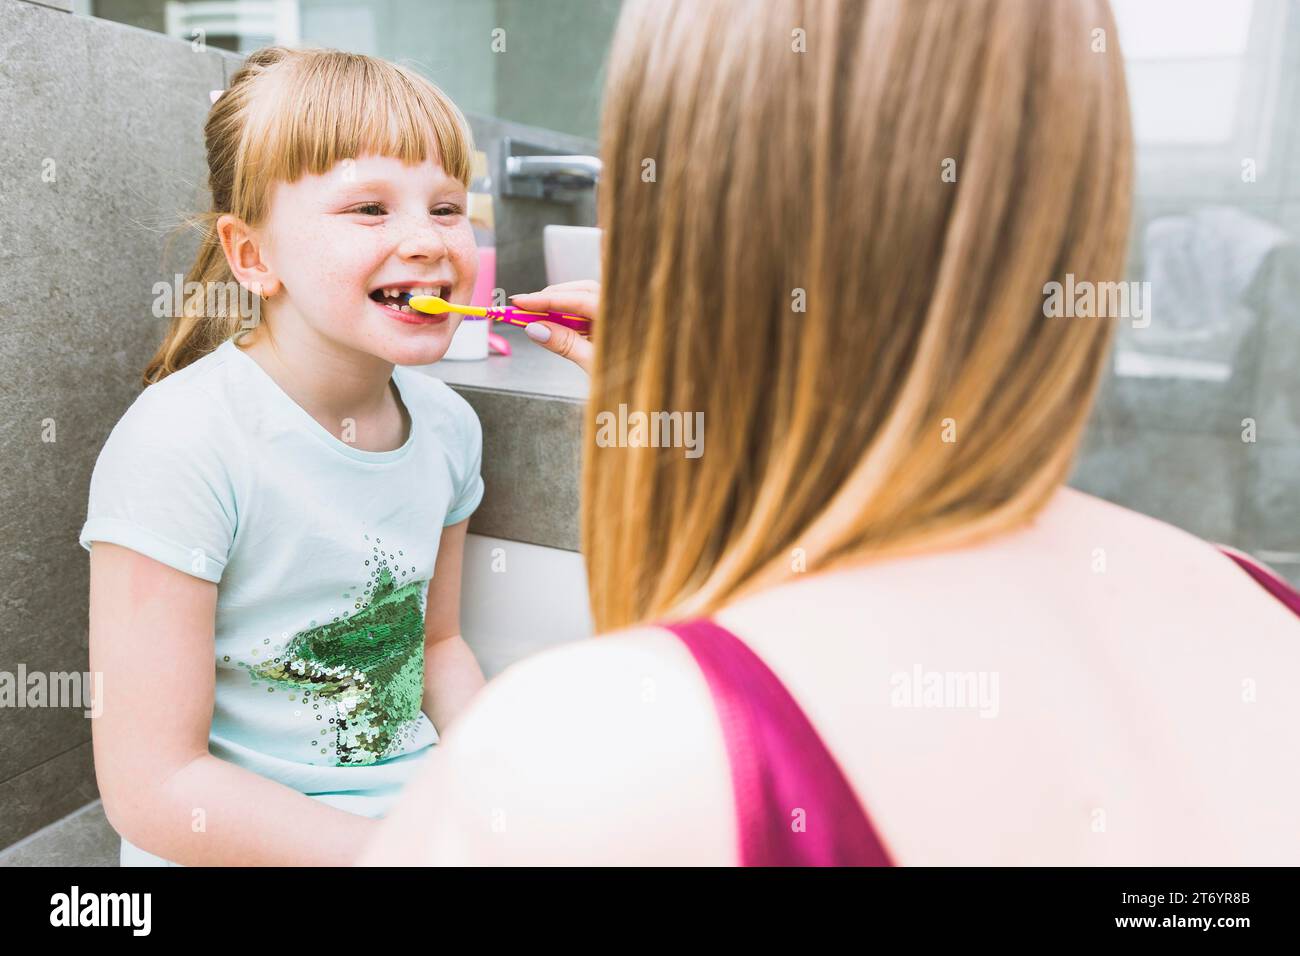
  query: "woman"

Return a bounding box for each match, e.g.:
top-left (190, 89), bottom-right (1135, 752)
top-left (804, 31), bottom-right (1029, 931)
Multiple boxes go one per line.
top-left (361, 0), bottom-right (1300, 865)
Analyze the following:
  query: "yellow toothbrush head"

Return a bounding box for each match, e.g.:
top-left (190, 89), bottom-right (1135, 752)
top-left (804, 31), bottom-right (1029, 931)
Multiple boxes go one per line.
top-left (408, 294), bottom-right (487, 318)
top-left (407, 294), bottom-right (451, 315)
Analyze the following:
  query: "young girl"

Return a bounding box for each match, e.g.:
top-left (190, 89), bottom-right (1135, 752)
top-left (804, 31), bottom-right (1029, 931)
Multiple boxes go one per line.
top-left (80, 47), bottom-right (487, 866)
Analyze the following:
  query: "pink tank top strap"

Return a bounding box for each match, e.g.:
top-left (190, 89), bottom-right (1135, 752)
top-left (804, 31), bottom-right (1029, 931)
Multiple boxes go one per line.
top-left (659, 616), bottom-right (894, 866)
top-left (1217, 545), bottom-right (1300, 617)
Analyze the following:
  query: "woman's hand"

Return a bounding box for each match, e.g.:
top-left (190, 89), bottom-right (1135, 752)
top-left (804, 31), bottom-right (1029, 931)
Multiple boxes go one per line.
top-left (510, 280), bottom-right (598, 376)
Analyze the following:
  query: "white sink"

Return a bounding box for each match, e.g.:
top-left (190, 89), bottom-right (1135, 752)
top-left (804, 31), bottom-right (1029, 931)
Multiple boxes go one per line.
top-left (543, 225), bottom-right (601, 286)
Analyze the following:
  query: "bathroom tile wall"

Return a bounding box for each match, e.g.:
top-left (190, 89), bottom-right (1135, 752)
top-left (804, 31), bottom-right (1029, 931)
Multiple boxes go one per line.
top-left (0, 0), bottom-right (225, 849)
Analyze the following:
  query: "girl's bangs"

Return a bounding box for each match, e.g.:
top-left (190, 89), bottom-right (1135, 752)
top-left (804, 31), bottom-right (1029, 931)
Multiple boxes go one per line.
top-left (242, 54), bottom-right (474, 198)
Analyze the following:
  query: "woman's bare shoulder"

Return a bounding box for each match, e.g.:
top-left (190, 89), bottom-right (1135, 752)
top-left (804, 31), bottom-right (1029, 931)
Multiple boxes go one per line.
top-left (392, 627), bottom-right (736, 865)
top-left (723, 487), bottom-right (1298, 639)
top-left (1037, 488), bottom-right (1299, 626)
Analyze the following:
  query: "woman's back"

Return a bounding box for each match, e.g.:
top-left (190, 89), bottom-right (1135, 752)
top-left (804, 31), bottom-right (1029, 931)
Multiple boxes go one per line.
top-left (696, 486), bottom-right (1300, 864)
top-left (361, 0), bottom-right (1290, 869)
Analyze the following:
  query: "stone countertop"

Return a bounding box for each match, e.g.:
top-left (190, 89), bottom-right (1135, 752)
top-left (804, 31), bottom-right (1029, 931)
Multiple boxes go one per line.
top-left (408, 324), bottom-right (588, 552)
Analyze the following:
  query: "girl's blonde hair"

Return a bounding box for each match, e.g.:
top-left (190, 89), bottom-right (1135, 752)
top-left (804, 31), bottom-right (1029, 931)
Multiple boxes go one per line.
top-left (584, 0), bottom-right (1134, 631)
top-left (144, 46), bottom-right (475, 384)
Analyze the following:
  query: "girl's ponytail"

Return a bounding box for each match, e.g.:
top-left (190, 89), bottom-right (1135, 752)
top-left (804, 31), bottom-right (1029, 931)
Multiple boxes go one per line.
top-left (144, 47), bottom-right (295, 385)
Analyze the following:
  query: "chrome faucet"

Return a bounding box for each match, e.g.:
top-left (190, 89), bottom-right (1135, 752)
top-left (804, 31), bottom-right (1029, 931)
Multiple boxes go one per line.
top-left (501, 137), bottom-right (601, 202)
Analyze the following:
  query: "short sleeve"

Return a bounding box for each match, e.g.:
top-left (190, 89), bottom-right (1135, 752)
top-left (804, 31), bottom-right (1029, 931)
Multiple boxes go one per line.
top-left (442, 388), bottom-right (484, 527)
top-left (78, 385), bottom-right (244, 583)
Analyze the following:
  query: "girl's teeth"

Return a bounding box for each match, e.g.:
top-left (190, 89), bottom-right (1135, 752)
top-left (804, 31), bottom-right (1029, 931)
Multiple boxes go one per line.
top-left (400, 305), bottom-right (413, 313)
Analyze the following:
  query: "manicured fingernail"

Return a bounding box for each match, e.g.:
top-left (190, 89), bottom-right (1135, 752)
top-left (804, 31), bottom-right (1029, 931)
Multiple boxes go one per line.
top-left (525, 322), bottom-right (551, 343)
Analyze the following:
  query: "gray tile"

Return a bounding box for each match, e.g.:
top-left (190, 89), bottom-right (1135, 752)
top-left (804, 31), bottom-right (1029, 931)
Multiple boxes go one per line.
top-left (0, 5), bottom-right (222, 265)
top-left (220, 50), bottom-right (244, 86)
top-left (1255, 204), bottom-right (1300, 443)
top-left (0, 800), bottom-right (118, 867)
top-left (1239, 442), bottom-right (1300, 554)
top-left (0, 0), bottom-right (219, 840)
top-left (0, 2), bottom-right (94, 263)
top-left (0, 741), bottom-right (99, 850)
top-left (448, 385), bottom-right (584, 552)
top-left (86, 0), bottom-right (166, 34)
top-left (1069, 425), bottom-right (1245, 542)
top-left (0, 636), bottom-right (94, 782)
top-left (82, 25), bottom-right (222, 273)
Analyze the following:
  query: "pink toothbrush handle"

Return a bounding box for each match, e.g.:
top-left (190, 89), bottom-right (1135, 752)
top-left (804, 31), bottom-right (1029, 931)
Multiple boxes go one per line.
top-left (486, 307), bottom-right (591, 334)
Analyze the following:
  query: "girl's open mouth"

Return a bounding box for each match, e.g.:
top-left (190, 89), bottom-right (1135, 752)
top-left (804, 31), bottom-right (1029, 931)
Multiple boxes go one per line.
top-left (368, 284), bottom-right (452, 325)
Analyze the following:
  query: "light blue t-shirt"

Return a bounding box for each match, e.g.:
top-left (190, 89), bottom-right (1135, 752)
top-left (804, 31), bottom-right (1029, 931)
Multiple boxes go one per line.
top-left (79, 336), bottom-right (484, 865)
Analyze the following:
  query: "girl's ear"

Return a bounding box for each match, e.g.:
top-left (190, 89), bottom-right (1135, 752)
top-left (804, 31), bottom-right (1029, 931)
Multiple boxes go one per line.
top-left (216, 213), bottom-right (281, 300)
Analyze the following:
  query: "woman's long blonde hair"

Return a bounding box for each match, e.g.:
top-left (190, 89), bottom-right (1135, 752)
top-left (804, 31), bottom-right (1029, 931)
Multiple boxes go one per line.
top-left (584, 0), bottom-right (1133, 631)
top-left (144, 47), bottom-right (474, 385)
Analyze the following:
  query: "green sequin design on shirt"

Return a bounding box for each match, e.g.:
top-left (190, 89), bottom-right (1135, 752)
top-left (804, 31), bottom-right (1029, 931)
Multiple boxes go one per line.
top-left (251, 560), bottom-right (427, 766)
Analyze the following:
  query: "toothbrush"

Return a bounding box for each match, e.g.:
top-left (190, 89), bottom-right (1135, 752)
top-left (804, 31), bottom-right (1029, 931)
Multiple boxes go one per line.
top-left (407, 294), bottom-right (591, 334)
